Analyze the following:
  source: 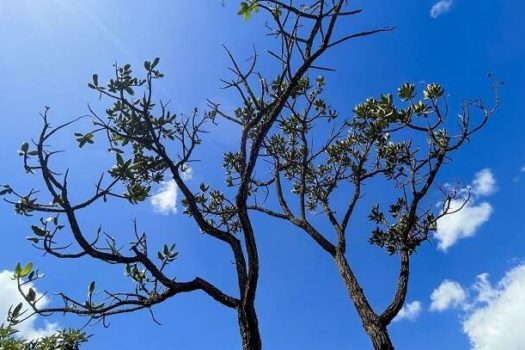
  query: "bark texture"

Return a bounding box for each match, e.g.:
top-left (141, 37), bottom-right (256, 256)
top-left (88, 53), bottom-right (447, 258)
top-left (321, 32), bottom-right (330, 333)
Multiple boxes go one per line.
top-left (238, 304), bottom-right (262, 350)
top-left (336, 253), bottom-right (395, 350)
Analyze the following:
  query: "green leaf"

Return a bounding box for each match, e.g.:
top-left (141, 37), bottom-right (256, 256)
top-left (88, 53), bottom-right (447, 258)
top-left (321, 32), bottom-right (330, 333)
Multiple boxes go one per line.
top-left (14, 263), bottom-right (21, 277)
top-left (26, 288), bottom-right (36, 302)
top-left (76, 133), bottom-right (94, 148)
top-left (26, 236), bottom-right (40, 244)
top-left (108, 147), bottom-right (124, 154)
top-left (397, 83), bottom-right (416, 101)
top-left (88, 281), bottom-right (95, 294)
top-left (238, 1), bottom-right (258, 21)
top-left (152, 57), bottom-right (160, 69)
top-left (20, 262), bottom-right (33, 278)
top-left (12, 302), bottom-right (23, 317)
top-left (423, 83), bottom-right (444, 99)
top-left (20, 142), bottom-right (29, 154)
top-left (92, 74), bottom-right (99, 86)
top-left (0, 188), bottom-right (11, 196)
top-left (116, 153), bottom-right (124, 166)
top-left (31, 225), bottom-right (47, 237)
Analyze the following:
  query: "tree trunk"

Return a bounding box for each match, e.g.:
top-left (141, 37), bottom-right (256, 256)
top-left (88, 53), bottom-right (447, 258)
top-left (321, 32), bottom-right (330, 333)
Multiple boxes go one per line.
top-left (238, 303), bottom-right (262, 350)
top-left (335, 253), bottom-right (395, 350)
top-left (367, 323), bottom-right (395, 350)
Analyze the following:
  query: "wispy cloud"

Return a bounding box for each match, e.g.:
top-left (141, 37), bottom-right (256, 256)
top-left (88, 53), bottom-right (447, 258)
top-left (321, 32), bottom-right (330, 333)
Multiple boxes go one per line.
top-left (430, 0), bottom-right (454, 19)
top-left (394, 301), bottom-right (422, 322)
top-left (0, 270), bottom-right (58, 340)
top-left (435, 169), bottom-right (496, 251)
top-left (512, 166), bottom-right (525, 182)
top-left (430, 265), bottom-right (525, 349)
top-left (181, 165), bottom-right (193, 181)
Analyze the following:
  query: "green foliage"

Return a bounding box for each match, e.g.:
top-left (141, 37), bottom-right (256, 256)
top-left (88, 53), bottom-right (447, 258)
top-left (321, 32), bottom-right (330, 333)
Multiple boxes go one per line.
top-left (2, 289), bottom-right (88, 350)
top-left (74, 133), bottom-right (94, 148)
top-left (85, 59), bottom-right (172, 204)
top-left (157, 244), bottom-right (178, 263)
top-left (263, 81), bottom-right (454, 253)
top-left (0, 2), bottom-right (497, 347)
top-left (238, 0), bottom-right (259, 20)
top-left (14, 262), bottom-right (33, 279)
top-left (0, 325), bottom-right (87, 350)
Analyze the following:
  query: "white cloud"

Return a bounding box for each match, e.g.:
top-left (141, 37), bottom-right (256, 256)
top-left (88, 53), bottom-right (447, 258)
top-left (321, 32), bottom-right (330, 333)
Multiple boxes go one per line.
top-left (513, 166), bottom-right (525, 182)
top-left (435, 169), bottom-right (496, 251)
top-left (463, 265), bottom-right (525, 349)
top-left (150, 167), bottom-right (194, 215)
top-left (181, 165), bottom-right (193, 181)
top-left (430, 280), bottom-right (467, 311)
top-left (432, 265), bottom-right (525, 349)
top-left (150, 167), bottom-right (193, 215)
top-left (151, 180), bottom-right (179, 215)
top-left (0, 270), bottom-right (58, 340)
top-left (435, 199), bottom-right (493, 251)
top-left (471, 169), bottom-right (497, 196)
top-left (471, 273), bottom-right (498, 304)
top-left (394, 301), bottom-right (422, 322)
top-left (430, 0), bottom-right (453, 18)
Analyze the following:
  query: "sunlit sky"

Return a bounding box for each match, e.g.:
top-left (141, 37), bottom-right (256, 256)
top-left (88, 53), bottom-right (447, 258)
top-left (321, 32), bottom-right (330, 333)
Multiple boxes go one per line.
top-left (0, 1), bottom-right (524, 349)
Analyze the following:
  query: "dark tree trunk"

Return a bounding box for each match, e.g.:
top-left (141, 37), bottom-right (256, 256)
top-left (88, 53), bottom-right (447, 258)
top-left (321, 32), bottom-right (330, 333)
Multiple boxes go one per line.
top-left (238, 303), bottom-right (262, 350)
top-left (367, 323), bottom-right (395, 350)
top-left (335, 253), bottom-right (395, 350)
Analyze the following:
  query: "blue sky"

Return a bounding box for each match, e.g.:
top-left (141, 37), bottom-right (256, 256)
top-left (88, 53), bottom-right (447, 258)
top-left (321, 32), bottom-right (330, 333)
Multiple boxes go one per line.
top-left (0, 1), bottom-right (524, 349)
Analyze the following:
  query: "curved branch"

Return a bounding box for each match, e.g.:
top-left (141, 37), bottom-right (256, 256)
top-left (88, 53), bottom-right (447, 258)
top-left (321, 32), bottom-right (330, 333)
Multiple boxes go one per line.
top-left (379, 250), bottom-right (410, 325)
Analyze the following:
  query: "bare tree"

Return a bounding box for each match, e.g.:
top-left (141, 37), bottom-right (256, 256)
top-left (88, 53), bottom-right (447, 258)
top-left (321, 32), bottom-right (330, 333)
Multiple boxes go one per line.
top-left (2, 1), bottom-right (396, 349)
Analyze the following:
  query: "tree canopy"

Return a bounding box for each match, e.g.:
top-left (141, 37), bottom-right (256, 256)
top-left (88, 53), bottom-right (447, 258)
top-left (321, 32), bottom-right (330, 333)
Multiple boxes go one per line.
top-left (0, 1), bottom-right (499, 349)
